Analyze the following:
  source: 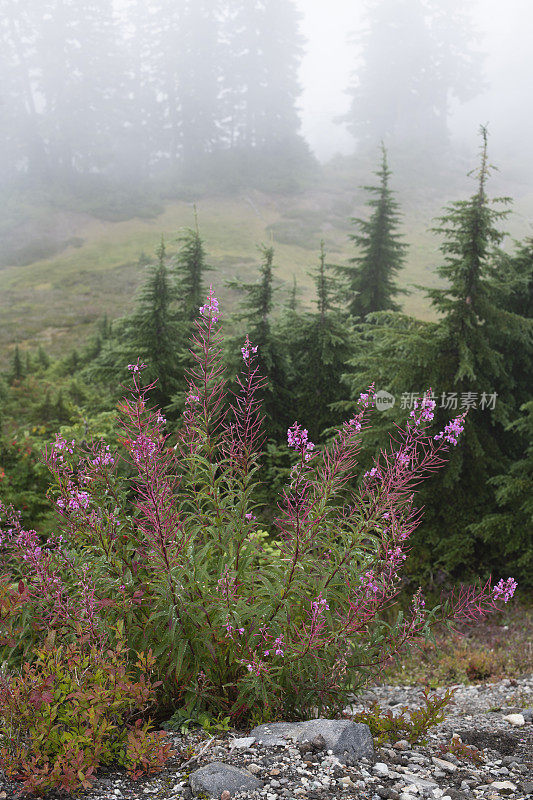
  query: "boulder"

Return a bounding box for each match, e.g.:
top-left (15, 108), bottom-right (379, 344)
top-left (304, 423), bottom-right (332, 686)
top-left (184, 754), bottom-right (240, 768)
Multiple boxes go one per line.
top-left (249, 718), bottom-right (374, 765)
top-left (189, 762), bottom-right (264, 798)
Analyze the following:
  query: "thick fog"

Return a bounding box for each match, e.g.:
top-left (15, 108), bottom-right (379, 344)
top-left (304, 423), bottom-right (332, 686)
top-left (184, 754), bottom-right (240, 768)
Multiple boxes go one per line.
top-left (298, 0), bottom-right (533, 162)
top-left (1, 0), bottom-right (532, 189)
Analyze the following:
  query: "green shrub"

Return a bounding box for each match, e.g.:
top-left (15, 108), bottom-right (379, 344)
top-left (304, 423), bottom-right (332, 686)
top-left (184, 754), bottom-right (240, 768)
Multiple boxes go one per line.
top-left (347, 687), bottom-right (456, 745)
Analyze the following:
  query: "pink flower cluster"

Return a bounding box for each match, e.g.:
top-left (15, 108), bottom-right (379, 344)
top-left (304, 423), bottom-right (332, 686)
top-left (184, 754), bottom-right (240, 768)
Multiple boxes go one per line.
top-left (56, 487), bottom-right (91, 513)
top-left (241, 341), bottom-right (258, 361)
top-left (358, 391), bottom-right (375, 409)
top-left (396, 452), bottom-right (411, 468)
top-left (91, 445), bottom-right (114, 468)
top-left (131, 434), bottom-right (157, 463)
top-left (434, 415), bottom-right (465, 446)
top-left (360, 570), bottom-right (380, 596)
top-left (287, 422), bottom-right (315, 461)
top-left (493, 577), bottom-right (518, 602)
top-left (311, 594), bottom-right (330, 613)
top-left (199, 288), bottom-right (220, 323)
top-left (364, 466), bottom-right (382, 480)
top-left (50, 435), bottom-right (75, 463)
top-left (410, 395), bottom-right (436, 426)
top-left (128, 362), bottom-right (147, 373)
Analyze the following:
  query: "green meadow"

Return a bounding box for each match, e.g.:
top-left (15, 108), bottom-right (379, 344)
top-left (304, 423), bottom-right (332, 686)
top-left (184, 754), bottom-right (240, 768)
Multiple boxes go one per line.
top-left (1, 165), bottom-right (532, 365)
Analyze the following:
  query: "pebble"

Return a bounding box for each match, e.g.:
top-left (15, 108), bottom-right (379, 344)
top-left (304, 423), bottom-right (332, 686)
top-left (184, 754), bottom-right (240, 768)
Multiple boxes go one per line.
top-left (431, 757), bottom-right (457, 773)
top-left (394, 740), bottom-right (411, 750)
top-left (491, 781), bottom-right (517, 792)
top-left (502, 714), bottom-right (525, 726)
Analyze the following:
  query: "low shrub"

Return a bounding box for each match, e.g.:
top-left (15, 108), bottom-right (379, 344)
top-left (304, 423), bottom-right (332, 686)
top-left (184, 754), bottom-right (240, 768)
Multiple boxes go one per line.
top-left (345, 687), bottom-right (456, 745)
top-left (0, 624), bottom-right (176, 797)
top-left (439, 734), bottom-right (484, 765)
top-left (0, 289), bottom-right (518, 743)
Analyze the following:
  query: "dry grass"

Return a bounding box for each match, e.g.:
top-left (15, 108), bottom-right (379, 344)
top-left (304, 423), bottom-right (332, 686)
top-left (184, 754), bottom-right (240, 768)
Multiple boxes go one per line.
top-left (381, 599), bottom-right (533, 687)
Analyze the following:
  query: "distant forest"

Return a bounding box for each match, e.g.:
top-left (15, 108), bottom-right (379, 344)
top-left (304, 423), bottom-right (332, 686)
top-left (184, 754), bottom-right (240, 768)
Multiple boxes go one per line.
top-left (0, 0), bottom-right (483, 192)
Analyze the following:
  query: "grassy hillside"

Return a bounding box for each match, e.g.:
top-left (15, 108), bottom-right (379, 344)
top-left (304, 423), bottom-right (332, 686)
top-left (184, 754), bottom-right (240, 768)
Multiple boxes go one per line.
top-left (1, 156), bottom-right (532, 366)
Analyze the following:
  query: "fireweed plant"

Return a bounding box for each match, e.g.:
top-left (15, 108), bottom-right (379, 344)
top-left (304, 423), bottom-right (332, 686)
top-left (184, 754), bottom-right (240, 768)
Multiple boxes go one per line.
top-left (0, 288), bottom-right (517, 727)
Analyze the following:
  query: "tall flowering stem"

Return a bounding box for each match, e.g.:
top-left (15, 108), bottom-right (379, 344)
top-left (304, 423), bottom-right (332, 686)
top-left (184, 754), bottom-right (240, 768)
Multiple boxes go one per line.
top-left (119, 361), bottom-right (187, 577)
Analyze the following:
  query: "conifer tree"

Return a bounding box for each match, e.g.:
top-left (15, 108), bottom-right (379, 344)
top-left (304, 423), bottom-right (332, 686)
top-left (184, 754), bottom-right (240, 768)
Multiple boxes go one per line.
top-left (290, 243), bottom-right (355, 442)
top-left (37, 346), bottom-right (50, 370)
top-left (10, 345), bottom-right (24, 384)
top-left (171, 220), bottom-right (212, 324)
top-left (121, 238), bottom-right (181, 408)
top-left (335, 146), bottom-right (407, 319)
top-left (287, 275), bottom-right (299, 312)
top-left (62, 349), bottom-right (80, 376)
top-left (54, 390), bottom-right (71, 424)
top-left (227, 245), bottom-right (290, 440)
top-left (88, 239), bottom-right (182, 410)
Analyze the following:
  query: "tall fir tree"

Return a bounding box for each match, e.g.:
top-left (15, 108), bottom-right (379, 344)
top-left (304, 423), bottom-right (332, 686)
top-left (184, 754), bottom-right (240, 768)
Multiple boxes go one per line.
top-left (226, 245), bottom-right (290, 440)
top-left (121, 238), bottom-right (181, 408)
top-left (171, 219), bottom-right (212, 325)
top-left (289, 242), bottom-right (355, 442)
top-left (341, 128), bottom-right (532, 582)
top-left (87, 239), bottom-right (182, 410)
top-left (167, 222), bottom-right (213, 415)
top-left (335, 145), bottom-right (408, 319)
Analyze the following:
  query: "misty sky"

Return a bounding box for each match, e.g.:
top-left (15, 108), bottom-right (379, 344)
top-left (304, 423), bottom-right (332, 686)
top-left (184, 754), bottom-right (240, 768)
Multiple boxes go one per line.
top-left (297, 0), bottom-right (532, 160)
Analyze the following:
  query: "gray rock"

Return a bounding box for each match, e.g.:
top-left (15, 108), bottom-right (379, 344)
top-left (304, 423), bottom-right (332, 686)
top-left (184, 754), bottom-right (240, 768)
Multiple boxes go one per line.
top-left (249, 718), bottom-right (374, 765)
top-left (491, 781), bottom-right (517, 793)
top-left (521, 708), bottom-right (533, 723)
top-left (400, 772), bottom-right (439, 792)
top-left (229, 736), bottom-right (256, 750)
top-left (189, 762), bottom-right (264, 798)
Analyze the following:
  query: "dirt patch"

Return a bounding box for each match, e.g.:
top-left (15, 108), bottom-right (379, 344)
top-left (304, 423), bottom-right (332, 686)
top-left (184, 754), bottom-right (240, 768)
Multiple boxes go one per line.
top-left (459, 729), bottom-right (520, 755)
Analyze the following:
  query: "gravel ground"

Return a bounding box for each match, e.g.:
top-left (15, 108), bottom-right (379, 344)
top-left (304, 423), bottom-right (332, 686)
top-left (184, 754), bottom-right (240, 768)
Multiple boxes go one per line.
top-left (1, 675), bottom-right (532, 800)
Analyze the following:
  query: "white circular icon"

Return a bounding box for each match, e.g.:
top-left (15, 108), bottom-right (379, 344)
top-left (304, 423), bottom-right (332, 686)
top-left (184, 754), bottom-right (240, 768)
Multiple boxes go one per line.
top-left (375, 390), bottom-right (395, 411)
